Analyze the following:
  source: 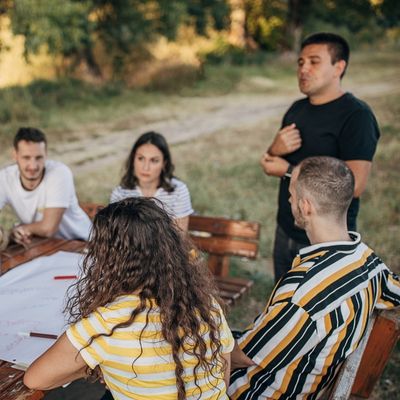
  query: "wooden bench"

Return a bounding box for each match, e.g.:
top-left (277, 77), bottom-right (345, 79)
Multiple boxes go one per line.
top-left (80, 203), bottom-right (260, 306)
top-left (188, 215), bottom-right (260, 306)
top-left (328, 308), bottom-right (400, 399)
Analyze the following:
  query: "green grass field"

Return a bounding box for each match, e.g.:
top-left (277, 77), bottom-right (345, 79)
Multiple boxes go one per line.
top-left (0, 49), bottom-right (399, 399)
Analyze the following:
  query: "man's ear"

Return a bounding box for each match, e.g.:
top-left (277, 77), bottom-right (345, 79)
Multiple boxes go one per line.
top-left (335, 60), bottom-right (346, 78)
top-left (300, 196), bottom-right (314, 217)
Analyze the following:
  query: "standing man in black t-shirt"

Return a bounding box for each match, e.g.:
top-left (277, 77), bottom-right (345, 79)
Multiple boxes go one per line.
top-left (261, 32), bottom-right (380, 282)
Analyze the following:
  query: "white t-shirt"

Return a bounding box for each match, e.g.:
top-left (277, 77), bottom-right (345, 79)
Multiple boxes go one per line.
top-left (110, 178), bottom-right (193, 219)
top-left (0, 160), bottom-right (91, 240)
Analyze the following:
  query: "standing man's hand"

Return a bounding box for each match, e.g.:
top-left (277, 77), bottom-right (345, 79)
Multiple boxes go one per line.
top-left (268, 123), bottom-right (302, 156)
top-left (260, 153), bottom-right (290, 177)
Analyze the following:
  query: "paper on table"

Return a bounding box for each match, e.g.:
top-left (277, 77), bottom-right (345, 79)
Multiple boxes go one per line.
top-left (0, 251), bottom-right (83, 365)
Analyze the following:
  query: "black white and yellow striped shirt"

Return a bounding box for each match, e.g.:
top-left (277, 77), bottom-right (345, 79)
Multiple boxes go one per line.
top-left (229, 232), bottom-right (400, 399)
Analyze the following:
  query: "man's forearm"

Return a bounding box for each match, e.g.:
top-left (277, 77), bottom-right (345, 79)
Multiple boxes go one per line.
top-left (231, 340), bottom-right (256, 370)
top-left (16, 207), bottom-right (66, 240)
top-left (18, 221), bottom-right (58, 238)
top-left (260, 153), bottom-right (290, 178)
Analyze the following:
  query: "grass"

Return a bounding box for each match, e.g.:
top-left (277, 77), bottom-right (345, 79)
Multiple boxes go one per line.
top-left (0, 54), bottom-right (298, 147)
top-left (0, 49), bottom-right (399, 398)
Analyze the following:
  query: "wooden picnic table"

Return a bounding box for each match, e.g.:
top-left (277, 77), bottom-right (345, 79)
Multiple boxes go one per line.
top-left (0, 237), bottom-right (86, 400)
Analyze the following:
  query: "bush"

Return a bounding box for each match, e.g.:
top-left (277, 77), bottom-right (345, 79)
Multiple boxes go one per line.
top-left (200, 37), bottom-right (269, 66)
top-left (27, 79), bottom-right (124, 108)
top-left (144, 64), bottom-right (202, 92)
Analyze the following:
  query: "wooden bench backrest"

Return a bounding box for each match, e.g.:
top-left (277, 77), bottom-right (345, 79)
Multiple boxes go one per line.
top-left (351, 308), bottom-right (400, 398)
top-left (188, 215), bottom-right (260, 277)
top-left (329, 308), bottom-right (400, 399)
top-left (80, 204), bottom-right (261, 278)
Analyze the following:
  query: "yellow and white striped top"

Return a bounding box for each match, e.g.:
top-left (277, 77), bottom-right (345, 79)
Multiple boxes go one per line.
top-left (67, 295), bottom-right (234, 400)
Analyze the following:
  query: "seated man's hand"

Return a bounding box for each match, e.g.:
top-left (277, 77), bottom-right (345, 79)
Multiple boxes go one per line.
top-left (231, 340), bottom-right (256, 371)
top-left (11, 224), bottom-right (32, 247)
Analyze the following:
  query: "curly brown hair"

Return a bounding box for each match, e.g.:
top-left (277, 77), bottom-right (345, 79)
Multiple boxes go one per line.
top-left (66, 197), bottom-right (226, 399)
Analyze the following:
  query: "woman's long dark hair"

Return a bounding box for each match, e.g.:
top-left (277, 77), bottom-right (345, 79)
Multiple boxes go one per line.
top-left (66, 197), bottom-right (225, 399)
top-left (120, 131), bottom-right (175, 192)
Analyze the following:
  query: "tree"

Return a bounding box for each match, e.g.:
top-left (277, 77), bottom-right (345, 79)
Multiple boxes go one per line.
top-left (374, 0), bottom-right (400, 28)
top-left (285, 0), bottom-right (312, 52)
top-left (243, 0), bottom-right (287, 51)
top-left (240, 0), bottom-right (396, 52)
top-left (6, 0), bottom-right (230, 77)
top-left (9, 1), bottom-right (99, 75)
top-left (0, 0), bottom-right (13, 53)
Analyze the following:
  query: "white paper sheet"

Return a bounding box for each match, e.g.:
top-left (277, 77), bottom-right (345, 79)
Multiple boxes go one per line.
top-left (0, 251), bottom-right (83, 365)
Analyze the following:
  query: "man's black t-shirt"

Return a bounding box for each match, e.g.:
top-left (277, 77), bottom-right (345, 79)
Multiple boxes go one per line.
top-left (278, 93), bottom-right (380, 243)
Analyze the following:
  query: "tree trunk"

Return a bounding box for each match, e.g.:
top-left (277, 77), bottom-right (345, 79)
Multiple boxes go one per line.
top-left (228, 0), bottom-right (246, 48)
top-left (285, 0), bottom-right (311, 53)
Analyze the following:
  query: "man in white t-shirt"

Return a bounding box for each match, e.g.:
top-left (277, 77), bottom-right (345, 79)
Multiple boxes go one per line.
top-left (0, 128), bottom-right (91, 245)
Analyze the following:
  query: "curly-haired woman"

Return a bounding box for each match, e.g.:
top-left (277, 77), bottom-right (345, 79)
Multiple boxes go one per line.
top-left (24, 197), bottom-right (233, 400)
top-left (110, 131), bottom-right (193, 232)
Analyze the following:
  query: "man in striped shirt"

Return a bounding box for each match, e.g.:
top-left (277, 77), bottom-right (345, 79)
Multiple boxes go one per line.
top-left (229, 156), bottom-right (400, 400)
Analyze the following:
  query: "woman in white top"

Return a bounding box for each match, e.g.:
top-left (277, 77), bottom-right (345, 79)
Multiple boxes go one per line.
top-left (110, 131), bottom-right (193, 231)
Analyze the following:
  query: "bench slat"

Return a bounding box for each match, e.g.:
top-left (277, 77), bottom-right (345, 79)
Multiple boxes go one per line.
top-left (189, 215), bottom-right (260, 239)
top-left (351, 309), bottom-right (400, 398)
top-left (80, 203), bottom-right (260, 308)
top-left (191, 236), bottom-right (258, 259)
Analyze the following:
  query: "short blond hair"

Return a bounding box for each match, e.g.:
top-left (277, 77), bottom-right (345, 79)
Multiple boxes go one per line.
top-left (296, 156), bottom-right (354, 218)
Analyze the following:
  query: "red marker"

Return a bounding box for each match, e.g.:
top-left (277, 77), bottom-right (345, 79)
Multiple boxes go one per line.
top-left (18, 332), bottom-right (58, 340)
top-left (53, 275), bottom-right (78, 280)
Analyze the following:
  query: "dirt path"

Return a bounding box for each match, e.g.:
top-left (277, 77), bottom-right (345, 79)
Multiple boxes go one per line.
top-left (1, 80), bottom-right (399, 174)
top-left (56, 81), bottom-right (400, 176)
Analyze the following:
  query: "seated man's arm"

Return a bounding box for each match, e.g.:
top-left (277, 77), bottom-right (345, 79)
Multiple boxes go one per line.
top-left (236, 302), bottom-right (318, 370)
top-left (377, 265), bottom-right (400, 309)
top-left (228, 302), bottom-right (321, 398)
top-left (12, 207), bottom-right (65, 245)
top-left (222, 352), bottom-right (232, 388)
top-left (231, 340), bottom-right (256, 370)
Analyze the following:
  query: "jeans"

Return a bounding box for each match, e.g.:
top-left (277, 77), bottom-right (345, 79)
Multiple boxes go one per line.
top-left (272, 225), bottom-right (309, 283)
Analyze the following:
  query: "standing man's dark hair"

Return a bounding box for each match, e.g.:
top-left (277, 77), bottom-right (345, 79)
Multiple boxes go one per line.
top-left (301, 32), bottom-right (350, 78)
top-left (13, 127), bottom-right (47, 149)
